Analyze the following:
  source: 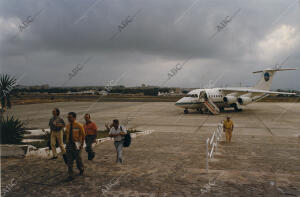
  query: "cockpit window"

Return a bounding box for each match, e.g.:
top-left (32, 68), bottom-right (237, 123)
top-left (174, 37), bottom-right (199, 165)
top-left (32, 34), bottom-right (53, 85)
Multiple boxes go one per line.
top-left (186, 94), bottom-right (198, 98)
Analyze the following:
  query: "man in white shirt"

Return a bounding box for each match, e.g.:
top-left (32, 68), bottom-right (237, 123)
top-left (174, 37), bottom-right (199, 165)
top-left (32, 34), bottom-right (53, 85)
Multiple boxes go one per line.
top-left (106, 119), bottom-right (127, 163)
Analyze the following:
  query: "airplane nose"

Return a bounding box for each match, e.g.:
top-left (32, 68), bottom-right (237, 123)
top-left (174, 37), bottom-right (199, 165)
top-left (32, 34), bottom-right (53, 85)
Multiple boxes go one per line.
top-left (175, 98), bottom-right (184, 105)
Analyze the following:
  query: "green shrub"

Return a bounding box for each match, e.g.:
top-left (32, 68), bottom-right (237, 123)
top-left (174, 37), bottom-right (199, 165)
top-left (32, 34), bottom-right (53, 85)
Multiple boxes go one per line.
top-left (0, 116), bottom-right (25, 144)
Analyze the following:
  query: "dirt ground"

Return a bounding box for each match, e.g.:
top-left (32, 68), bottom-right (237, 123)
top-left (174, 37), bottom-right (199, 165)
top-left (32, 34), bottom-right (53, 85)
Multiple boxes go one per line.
top-left (1, 102), bottom-right (300, 196)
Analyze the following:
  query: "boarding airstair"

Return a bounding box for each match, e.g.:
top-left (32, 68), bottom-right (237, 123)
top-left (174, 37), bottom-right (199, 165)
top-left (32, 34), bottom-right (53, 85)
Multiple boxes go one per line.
top-left (204, 98), bottom-right (220, 115)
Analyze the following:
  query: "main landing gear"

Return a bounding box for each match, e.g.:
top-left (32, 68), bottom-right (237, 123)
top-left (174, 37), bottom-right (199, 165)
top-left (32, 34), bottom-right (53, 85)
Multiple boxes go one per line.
top-left (233, 104), bottom-right (243, 112)
top-left (197, 108), bottom-right (203, 114)
top-left (184, 109), bottom-right (189, 114)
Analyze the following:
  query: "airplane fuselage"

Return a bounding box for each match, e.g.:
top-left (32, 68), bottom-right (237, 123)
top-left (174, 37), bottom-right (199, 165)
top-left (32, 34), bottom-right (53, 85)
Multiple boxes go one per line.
top-left (175, 88), bottom-right (269, 112)
top-left (175, 68), bottom-right (296, 114)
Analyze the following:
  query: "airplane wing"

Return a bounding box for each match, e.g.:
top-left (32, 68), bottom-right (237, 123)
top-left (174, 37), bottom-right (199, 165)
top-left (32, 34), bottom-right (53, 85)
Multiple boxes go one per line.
top-left (252, 68), bottom-right (297, 73)
top-left (219, 87), bottom-right (296, 96)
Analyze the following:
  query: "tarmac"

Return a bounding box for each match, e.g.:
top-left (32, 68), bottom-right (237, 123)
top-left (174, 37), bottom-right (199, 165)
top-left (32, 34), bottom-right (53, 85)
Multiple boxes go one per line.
top-left (1, 102), bottom-right (300, 196)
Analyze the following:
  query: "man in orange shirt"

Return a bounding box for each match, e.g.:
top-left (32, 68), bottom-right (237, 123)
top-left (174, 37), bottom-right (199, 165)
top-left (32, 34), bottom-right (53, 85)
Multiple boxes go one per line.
top-left (65, 112), bottom-right (85, 181)
top-left (84, 113), bottom-right (98, 160)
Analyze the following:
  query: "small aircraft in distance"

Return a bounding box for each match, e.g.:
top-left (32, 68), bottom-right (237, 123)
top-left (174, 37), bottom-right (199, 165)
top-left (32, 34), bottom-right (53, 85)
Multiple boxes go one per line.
top-left (175, 67), bottom-right (297, 114)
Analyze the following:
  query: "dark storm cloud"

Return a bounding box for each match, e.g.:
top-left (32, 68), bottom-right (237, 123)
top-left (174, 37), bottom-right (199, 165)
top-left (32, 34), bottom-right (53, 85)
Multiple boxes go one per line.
top-left (0, 0), bottom-right (299, 89)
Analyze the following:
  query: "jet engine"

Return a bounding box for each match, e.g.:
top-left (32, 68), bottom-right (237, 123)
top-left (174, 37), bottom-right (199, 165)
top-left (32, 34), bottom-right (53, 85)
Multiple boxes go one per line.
top-left (223, 95), bottom-right (237, 104)
top-left (237, 97), bottom-right (252, 105)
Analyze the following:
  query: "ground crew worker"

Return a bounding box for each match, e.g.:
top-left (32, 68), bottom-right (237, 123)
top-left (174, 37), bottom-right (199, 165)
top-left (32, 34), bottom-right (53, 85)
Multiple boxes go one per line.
top-left (106, 119), bottom-right (127, 164)
top-left (65, 112), bottom-right (85, 181)
top-left (223, 116), bottom-right (234, 142)
top-left (83, 113), bottom-right (98, 160)
top-left (49, 108), bottom-right (66, 159)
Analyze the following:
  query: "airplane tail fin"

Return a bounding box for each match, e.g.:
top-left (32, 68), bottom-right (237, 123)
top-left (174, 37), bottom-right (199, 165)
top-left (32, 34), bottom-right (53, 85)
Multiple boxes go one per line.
top-left (253, 68), bottom-right (297, 90)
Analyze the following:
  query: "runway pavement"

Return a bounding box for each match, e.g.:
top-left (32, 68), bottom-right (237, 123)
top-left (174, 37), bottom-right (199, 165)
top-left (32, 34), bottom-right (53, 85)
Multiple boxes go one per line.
top-left (1, 102), bottom-right (300, 196)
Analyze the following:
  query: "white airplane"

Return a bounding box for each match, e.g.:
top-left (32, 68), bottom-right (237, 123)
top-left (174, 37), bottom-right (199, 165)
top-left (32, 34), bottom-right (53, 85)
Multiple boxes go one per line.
top-left (175, 67), bottom-right (297, 114)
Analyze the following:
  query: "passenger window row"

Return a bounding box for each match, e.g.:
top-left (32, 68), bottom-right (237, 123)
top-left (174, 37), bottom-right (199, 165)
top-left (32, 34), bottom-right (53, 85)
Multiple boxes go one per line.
top-left (208, 95), bottom-right (223, 98)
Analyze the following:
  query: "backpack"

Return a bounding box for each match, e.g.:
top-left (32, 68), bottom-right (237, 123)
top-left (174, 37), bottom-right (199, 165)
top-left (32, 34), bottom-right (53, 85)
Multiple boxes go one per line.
top-left (121, 126), bottom-right (131, 147)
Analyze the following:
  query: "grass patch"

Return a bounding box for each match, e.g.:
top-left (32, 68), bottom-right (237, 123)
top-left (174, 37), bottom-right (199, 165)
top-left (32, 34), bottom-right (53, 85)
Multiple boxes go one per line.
top-left (24, 128), bottom-right (142, 149)
top-left (96, 128), bottom-right (140, 139)
top-left (28, 141), bottom-right (48, 149)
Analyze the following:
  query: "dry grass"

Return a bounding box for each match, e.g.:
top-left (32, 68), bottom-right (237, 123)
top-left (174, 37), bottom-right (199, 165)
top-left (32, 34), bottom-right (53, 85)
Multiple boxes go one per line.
top-left (11, 94), bottom-right (300, 105)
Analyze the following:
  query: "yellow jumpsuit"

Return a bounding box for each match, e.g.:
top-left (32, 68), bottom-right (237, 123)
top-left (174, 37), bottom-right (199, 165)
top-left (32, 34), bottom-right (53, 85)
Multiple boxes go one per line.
top-left (223, 120), bottom-right (234, 142)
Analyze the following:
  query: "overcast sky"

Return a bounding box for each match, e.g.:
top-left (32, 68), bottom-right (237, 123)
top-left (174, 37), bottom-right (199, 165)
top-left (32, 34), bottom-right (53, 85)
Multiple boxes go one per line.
top-left (0, 0), bottom-right (299, 90)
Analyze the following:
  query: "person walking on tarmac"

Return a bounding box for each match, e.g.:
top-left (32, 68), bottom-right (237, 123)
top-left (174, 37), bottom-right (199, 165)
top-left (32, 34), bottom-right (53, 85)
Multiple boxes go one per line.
top-left (65, 112), bottom-right (85, 181)
top-left (83, 113), bottom-right (98, 160)
top-left (223, 116), bottom-right (234, 142)
top-left (106, 119), bottom-right (127, 164)
top-left (49, 108), bottom-right (66, 160)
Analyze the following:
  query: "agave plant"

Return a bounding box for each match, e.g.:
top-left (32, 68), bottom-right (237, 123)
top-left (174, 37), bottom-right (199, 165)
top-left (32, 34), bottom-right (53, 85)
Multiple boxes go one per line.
top-left (1, 116), bottom-right (25, 144)
top-left (0, 74), bottom-right (17, 112)
top-left (0, 74), bottom-right (26, 144)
